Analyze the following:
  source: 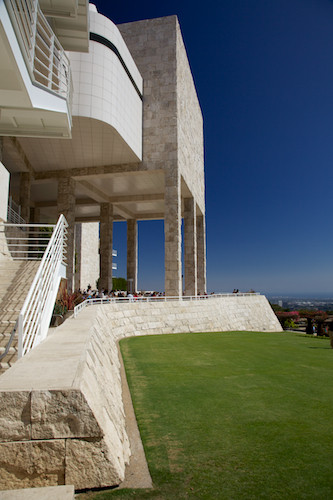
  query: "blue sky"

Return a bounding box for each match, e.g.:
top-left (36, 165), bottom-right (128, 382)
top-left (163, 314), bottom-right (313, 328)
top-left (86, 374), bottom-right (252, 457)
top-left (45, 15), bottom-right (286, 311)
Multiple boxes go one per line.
top-left (93, 0), bottom-right (333, 296)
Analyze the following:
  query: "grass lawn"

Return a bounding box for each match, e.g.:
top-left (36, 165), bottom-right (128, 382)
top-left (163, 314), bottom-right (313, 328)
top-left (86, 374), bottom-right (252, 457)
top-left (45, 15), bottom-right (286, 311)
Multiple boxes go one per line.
top-left (84, 331), bottom-right (333, 499)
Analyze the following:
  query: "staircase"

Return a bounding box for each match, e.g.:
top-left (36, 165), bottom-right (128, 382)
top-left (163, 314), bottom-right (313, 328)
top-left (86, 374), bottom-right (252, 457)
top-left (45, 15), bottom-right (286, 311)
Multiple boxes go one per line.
top-left (0, 259), bottom-right (40, 374)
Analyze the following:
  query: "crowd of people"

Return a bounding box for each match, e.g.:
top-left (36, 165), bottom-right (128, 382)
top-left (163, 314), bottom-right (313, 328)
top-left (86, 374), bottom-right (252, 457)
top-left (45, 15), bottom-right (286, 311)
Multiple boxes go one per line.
top-left (79, 285), bottom-right (165, 301)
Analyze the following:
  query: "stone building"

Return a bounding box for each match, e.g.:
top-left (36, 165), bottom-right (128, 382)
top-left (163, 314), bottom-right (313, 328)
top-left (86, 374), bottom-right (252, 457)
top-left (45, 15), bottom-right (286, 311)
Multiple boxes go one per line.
top-left (0, 1), bottom-right (206, 296)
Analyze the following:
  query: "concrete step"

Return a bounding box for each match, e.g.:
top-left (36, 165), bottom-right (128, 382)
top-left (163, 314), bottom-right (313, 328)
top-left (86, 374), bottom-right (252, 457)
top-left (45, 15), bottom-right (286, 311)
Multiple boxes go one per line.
top-left (0, 362), bottom-right (11, 374)
top-left (0, 351), bottom-right (18, 366)
top-left (0, 346), bottom-right (17, 355)
top-left (0, 485), bottom-right (75, 499)
top-left (0, 322), bottom-right (16, 336)
top-left (0, 333), bottom-right (17, 347)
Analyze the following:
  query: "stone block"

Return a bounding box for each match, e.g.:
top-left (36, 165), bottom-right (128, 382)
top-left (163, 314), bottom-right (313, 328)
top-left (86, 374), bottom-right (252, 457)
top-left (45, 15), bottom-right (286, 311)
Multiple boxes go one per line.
top-left (31, 390), bottom-right (102, 440)
top-left (0, 392), bottom-right (31, 442)
top-left (0, 440), bottom-right (65, 490)
top-left (65, 438), bottom-right (123, 489)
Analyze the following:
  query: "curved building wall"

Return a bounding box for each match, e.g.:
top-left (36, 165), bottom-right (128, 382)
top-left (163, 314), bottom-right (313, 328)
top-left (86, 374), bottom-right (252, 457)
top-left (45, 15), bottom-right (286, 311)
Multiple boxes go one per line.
top-left (68, 5), bottom-right (143, 160)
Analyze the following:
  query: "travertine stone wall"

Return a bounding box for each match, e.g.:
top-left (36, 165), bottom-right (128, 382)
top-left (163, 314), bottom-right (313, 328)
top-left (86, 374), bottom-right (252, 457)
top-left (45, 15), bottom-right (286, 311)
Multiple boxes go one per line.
top-left (75, 223), bottom-right (99, 291)
top-left (0, 306), bottom-right (130, 491)
top-left (119, 16), bottom-right (205, 214)
top-left (176, 21), bottom-right (205, 213)
top-left (100, 295), bottom-right (282, 338)
top-left (57, 178), bottom-right (75, 292)
top-left (119, 17), bottom-right (206, 296)
top-left (119, 17), bottom-right (178, 174)
top-left (100, 203), bottom-right (113, 291)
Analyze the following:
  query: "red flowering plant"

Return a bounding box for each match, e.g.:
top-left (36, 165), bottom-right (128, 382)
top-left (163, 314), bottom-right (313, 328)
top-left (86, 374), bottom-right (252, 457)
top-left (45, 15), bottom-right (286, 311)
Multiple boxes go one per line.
top-left (275, 311), bottom-right (300, 330)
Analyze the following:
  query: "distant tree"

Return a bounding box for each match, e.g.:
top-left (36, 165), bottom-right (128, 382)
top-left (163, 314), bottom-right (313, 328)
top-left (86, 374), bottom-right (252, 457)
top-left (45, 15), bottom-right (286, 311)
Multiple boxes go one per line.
top-left (112, 277), bottom-right (127, 291)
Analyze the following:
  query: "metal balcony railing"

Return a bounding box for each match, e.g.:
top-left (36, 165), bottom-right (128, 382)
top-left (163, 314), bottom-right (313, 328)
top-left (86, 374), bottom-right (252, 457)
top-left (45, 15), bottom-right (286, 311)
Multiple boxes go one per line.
top-left (5, 0), bottom-right (73, 116)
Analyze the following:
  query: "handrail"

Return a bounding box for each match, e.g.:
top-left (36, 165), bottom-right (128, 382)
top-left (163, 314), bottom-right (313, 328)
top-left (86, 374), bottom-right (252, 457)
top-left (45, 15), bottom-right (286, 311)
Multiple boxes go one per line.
top-left (17, 215), bottom-right (68, 357)
top-left (0, 320), bottom-right (18, 362)
top-left (74, 292), bottom-right (260, 318)
top-left (4, 0), bottom-right (73, 118)
top-left (1, 222), bottom-right (57, 260)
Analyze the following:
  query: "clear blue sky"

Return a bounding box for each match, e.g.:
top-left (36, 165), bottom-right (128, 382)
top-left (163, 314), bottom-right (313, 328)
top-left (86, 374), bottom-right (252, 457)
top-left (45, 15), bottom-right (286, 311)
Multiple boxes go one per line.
top-left (93, 0), bottom-right (333, 296)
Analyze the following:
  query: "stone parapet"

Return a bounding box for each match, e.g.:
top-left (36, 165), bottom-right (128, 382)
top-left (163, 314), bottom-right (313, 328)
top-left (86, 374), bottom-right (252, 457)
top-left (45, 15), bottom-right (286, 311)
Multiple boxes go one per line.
top-left (0, 295), bottom-right (281, 491)
top-left (0, 307), bottom-right (130, 491)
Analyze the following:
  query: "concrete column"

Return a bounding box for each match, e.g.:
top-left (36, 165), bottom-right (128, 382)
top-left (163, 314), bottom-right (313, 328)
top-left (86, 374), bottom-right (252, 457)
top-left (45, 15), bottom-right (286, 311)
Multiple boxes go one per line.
top-left (75, 223), bottom-right (100, 291)
top-left (127, 219), bottom-right (138, 293)
top-left (99, 203), bottom-right (113, 291)
top-left (19, 172), bottom-right (32, 222)
top-left (196, 214), bottom-right (207, 295)
top-left (184, 198), bottom-right (197, 296)
top-left (164, 170), bottom-right (182, 297)
top-left (57, 177), bottom-right (75, 292)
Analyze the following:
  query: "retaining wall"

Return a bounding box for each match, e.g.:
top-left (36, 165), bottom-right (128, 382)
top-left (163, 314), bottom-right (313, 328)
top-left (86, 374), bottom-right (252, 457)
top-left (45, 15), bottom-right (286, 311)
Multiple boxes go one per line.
top-left (0, 295), bottom-right (281, 491)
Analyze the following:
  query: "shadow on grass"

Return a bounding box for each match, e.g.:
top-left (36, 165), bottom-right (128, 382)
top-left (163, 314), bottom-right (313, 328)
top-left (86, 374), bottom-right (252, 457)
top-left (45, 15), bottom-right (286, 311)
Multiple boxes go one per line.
top-left (307, 346), bottom-right (332, 349)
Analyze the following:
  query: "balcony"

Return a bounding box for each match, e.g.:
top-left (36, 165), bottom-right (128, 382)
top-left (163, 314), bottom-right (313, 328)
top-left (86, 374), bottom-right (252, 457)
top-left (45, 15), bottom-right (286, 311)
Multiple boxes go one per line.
top-left (0, 0), bottom-right (73, 138)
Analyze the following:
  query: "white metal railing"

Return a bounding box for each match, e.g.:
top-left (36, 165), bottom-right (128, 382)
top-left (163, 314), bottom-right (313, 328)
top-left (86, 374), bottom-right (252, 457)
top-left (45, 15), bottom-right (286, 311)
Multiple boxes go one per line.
top-left (74, 292), bottom-right (260, 318)
top-left (5, 0), bottom-right (73, 112)
top-left (0, 215), bottom-right (68, 358)
top-left (7, 205), bottom-right (26, 225)
top-left (17, 215), bottom-right (68, 357)
top-left (1, 222), bottom-right (55, 260)
top-left (7, 196), bottom-right (26, 224)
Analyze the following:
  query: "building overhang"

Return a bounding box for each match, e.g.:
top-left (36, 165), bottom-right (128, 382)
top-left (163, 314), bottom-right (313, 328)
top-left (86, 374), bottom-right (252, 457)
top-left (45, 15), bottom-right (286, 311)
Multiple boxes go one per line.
top-left (0, 1), bottom-right (72, 138)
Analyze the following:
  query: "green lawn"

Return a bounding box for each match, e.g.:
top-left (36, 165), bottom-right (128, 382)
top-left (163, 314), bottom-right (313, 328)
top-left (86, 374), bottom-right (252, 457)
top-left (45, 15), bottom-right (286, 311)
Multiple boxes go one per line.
top-left (87, 331), bottom-right (333, 499)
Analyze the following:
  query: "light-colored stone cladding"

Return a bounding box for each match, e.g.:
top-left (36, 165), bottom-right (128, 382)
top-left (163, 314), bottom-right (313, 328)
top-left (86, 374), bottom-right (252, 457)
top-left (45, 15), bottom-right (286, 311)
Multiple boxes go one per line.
top-left (119, 17), bottom-right (205, 212)
top-left (119, 17), bottom-right (178, 174)
top-left (0, 307), bottom-right (130, 491)
top-left (0, 161), bottom-right (9, 223)
top-left (0, 295), bottom-right (281, 491)
top-left (176, 21), bottom-right (205, 213)
top-left (75, 222), bottom-right (99, 291)
top-left (119, 17), bottom-right (206, 295)
top-left (0, 485), bottom-right (74, 500)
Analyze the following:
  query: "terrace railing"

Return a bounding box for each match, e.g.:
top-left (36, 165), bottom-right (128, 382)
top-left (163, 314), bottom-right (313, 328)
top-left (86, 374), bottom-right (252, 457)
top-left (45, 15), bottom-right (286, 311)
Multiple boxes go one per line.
top-left (74, 292), bottom-right (260, 318)
top-left (5, 0), bottom-right (73, 116)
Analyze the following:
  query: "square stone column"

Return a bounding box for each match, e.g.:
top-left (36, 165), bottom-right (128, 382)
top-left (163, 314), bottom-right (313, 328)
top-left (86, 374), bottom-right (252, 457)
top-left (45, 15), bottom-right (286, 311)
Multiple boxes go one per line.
top-left (164, 170), bottom-right (182, 297)
top-left (184, 197), bottom-right (197, 296)
top-left (74, 223), bottom-right (82, 292)
top-left (75, 223), bottom-right (100, 291)
top-left (57, 177), bottom-right (75, 293)
top-left (99, 203), bottom-right (113, 292)
top-left (127, 219), bottom-right (138, 293)
top-left (19, 172), bottom-right (32, 222)
top-left (196, 214), bottom-right (207, 295)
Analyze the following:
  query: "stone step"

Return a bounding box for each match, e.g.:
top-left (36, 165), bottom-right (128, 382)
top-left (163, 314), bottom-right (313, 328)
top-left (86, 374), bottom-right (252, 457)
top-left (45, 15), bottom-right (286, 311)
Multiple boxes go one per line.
top-left (0, 362), bottom-right (11, 374)
top-left (0, 322), bottom-right (16, 335)
top-left (0, 260), bottom-right (40, 373)
top-left (0, 346), bottom-right (17, 355)
top-left (0, 485), bottom-right (75, 499)
top-left (0, 333), bottom-right (17, 347)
